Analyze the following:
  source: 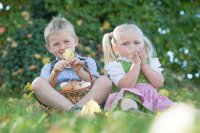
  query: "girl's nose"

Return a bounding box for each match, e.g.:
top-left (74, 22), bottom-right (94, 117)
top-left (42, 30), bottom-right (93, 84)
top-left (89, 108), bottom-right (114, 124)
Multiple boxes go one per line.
top-left (129, 44), bottom-right (136, 49)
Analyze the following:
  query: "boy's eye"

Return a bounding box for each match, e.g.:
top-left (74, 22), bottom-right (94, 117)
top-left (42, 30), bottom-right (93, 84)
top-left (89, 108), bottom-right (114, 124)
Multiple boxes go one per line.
top-left (53, 43), bottom-right (59, 46)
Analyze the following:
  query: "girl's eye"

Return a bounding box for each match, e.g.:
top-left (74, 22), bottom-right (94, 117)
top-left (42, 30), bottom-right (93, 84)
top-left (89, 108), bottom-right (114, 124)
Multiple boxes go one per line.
top-left (122, 43), bottom-right (128, 45)
top-left (134, 42), bottom-right (140, 45)
top-left (64, 40), bottom-right (70, 43)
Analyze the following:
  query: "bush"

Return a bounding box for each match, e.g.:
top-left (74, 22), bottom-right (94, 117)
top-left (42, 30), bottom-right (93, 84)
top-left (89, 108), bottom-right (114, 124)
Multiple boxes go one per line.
top-left (0, 0), bottom-right (199, 89)
top-left (0, 18), bottom-right (52, 89)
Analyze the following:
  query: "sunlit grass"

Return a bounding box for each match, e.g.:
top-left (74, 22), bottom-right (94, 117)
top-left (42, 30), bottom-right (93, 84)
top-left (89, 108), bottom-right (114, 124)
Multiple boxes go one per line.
top-left (0, 83), bottom-right (200, 133)
top-left (0, 96), bottom-right (153, 133)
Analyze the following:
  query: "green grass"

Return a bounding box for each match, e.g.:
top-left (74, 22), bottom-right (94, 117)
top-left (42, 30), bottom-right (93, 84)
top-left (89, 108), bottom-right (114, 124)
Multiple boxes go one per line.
top-left (0, 97), bottom-right (153, 133)
top-left (0, 82), bottom-right (200, 133)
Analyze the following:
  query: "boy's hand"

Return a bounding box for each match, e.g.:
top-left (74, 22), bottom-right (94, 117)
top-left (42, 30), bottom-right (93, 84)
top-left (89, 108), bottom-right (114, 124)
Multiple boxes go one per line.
top-left (53, 60), bottom-right (71, 74)
top-left (69, 57), bottom-right (84, 73)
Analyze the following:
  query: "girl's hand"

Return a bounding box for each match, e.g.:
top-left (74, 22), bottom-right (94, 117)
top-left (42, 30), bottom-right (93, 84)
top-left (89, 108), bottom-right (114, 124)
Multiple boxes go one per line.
top-left (69, 57), bottom-right (84, 73)
top-left (53, 60), bottom-right (71, 73)
top-left (138, 48), bottom-right (147, 69)
top-left (128, 47), bottom-right (141, 65)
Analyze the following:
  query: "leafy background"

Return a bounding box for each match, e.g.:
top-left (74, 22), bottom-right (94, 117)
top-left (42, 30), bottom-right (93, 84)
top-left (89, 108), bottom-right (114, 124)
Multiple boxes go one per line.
top-left (0, 0), bottom-right (199, 90)
top-left (0, 1), bottom-right (200, 133)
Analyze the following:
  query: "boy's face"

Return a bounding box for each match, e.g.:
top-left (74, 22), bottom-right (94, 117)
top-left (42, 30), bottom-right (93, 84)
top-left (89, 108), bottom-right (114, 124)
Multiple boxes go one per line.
top-left (46, 30), bottom-right (78, 60)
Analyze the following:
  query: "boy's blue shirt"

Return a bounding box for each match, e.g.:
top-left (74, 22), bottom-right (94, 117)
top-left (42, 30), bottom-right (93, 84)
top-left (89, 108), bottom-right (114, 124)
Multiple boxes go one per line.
top-left (40, 53), bottom-right (100, 85)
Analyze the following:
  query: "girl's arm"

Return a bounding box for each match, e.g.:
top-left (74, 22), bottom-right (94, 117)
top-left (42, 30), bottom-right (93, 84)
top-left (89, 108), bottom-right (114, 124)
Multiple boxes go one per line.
top-left (141, 64), bottom-right (164, 88)
top-left (138, 49), bottom-right (164, 89)
top-left (118, 48), bottom-right (141, 88)
top-left (118, 47), bottom-right (141, 88)
top-left (118, 64), bottom-right (140, 88)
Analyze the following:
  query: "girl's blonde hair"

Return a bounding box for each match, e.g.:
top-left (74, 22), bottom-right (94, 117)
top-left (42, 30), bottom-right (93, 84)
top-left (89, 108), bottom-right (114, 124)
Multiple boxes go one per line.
top-left (44, 16), bottom-right (76, 45)
top-left (102, 24), bottom-right (157, 66)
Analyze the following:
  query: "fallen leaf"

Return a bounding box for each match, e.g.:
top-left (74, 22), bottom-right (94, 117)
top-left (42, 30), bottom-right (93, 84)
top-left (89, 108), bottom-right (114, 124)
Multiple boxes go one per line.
top-left (81, 99), bottom-right (101, 117)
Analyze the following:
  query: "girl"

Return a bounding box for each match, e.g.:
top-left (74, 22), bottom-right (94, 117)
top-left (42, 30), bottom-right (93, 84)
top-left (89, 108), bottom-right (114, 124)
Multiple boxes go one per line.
top-left (102, 24), bottom-right (174, 112)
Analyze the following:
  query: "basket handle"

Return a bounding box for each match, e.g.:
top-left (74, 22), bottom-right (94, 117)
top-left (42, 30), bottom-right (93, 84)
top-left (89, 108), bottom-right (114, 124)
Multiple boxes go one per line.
top-left (81, 64), bottom-right (94, 85)
top-left (49, 63), bottom-right (94, 87)
top-left (49, 70), bottom-right (58, 88)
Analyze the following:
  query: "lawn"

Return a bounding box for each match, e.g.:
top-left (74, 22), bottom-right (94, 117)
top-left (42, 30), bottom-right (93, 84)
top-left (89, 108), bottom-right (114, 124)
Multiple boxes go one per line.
top-left (0, 81), bottom-right (200, 133)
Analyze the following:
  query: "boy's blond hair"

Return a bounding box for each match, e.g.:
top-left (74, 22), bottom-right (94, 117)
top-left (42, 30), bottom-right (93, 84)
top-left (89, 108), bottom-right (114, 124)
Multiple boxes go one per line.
top-left (44, 16), bottom-right (76, 45)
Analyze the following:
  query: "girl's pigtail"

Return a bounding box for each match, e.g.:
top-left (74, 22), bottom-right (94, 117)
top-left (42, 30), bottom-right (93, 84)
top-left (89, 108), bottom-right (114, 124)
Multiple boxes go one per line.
top-left (143, 36), bottom-right (157, 61)
top-left (102, 33), bottom-right (116, 66)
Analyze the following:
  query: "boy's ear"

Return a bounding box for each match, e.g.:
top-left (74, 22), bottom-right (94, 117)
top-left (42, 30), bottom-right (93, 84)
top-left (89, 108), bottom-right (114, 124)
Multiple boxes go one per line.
top-left (75, 36), bottom-right (79, 47)
top-left (112, 44), bottom-right (119, 53)
top-left (46, 44), bottom-right (52, 53)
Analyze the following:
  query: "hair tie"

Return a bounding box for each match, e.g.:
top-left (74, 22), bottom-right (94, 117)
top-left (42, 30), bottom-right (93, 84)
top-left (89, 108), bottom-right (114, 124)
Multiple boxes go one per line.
top-left (107, 32), bottom-right (113, 37)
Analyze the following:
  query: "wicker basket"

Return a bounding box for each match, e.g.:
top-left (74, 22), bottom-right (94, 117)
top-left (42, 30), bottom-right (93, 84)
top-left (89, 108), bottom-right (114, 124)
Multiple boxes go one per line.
top-left (58, 65), bottom-right (94, 104)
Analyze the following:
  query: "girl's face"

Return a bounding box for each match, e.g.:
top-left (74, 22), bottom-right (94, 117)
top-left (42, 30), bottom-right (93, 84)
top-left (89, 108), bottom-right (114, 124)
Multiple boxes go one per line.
top-left (114, 29), bottom-right (144, 58)
top-left (46, 30), bottom-right (78, 59)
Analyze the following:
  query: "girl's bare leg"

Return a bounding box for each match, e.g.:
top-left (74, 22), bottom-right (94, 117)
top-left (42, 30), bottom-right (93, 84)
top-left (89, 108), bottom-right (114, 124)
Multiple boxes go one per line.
top-left (120, 98), bottom-right (138, 110)
top-left (77, 75), bottom-right (112, 107)
top-left (31, 77), bottom-right (74, 111)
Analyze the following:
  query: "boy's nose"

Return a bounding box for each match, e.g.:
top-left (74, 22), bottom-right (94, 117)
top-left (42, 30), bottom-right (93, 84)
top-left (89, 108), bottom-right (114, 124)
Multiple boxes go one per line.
top-left (60, 43), bottom-right (67, 49)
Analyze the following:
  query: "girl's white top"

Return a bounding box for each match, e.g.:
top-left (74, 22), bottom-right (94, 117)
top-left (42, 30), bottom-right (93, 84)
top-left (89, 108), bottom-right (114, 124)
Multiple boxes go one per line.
top-left (105, 58), bottom-right (163, 86)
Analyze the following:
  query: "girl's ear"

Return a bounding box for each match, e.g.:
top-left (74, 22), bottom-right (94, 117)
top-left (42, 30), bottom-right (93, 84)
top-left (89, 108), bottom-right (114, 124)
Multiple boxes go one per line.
top-left (75, 36), bottom-right (79, 47)
top-left (112, 44), bottom-right (119, 53)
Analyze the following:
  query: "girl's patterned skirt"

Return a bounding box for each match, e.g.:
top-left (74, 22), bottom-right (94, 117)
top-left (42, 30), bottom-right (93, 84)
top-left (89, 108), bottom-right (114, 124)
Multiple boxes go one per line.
top-left (104, 83), bottom-right (175, 112)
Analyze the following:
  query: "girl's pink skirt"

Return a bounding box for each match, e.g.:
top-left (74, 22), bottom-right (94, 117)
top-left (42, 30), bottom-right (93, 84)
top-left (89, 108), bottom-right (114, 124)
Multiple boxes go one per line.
top-left (104, 83), bottom-right (174, 112)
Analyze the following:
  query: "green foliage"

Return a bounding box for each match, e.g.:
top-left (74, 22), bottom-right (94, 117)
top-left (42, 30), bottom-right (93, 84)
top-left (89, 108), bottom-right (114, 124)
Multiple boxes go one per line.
top-left (0, 18), bottom-right (53, 89)
top-left (0, 0), bottom-right (199, 89)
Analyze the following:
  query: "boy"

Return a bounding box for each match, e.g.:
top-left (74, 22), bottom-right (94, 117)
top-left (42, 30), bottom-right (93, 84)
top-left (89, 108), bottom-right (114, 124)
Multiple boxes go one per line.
top-left (32, 16), bottom-right (112, 111)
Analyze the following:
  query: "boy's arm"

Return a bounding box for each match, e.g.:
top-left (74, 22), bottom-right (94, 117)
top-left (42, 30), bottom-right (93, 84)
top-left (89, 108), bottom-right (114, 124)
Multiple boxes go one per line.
top-left (40, 64), bottom-right (58, 88)
top-left (76, 67), bottom-right (97, 82)
top-left (48, 60), bottom-right (70, 88)
top-left (71, 57), bottom-right (99, 83)
top-left (48, 70), bottom-right (59, 88)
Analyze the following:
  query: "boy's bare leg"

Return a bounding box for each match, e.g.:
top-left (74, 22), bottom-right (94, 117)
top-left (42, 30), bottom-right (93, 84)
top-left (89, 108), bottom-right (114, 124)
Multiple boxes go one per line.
top-left (31, 77), bottom-right (74, 111)
top-left (77, 75), bottom-right (112, 107)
